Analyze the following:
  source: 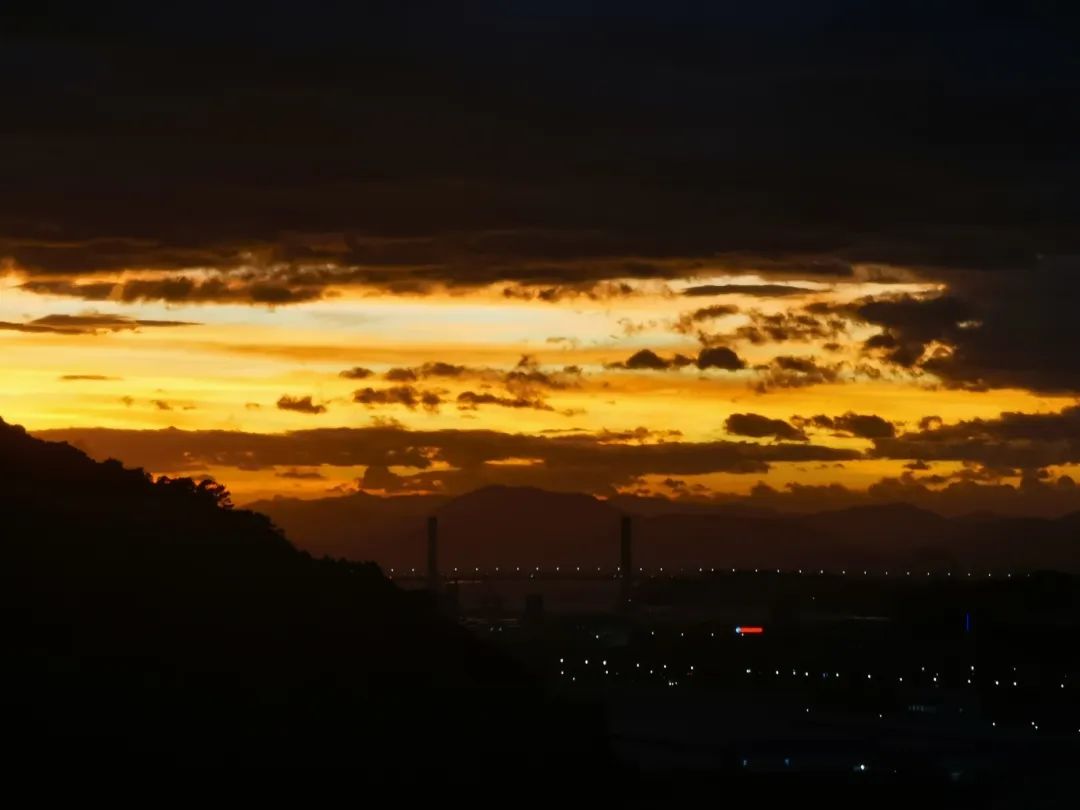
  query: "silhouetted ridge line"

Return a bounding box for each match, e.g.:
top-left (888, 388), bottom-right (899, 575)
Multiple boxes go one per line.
top-left (0, 417), bottom-right (611, 774)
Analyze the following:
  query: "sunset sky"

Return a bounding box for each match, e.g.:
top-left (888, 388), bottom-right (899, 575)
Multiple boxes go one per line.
top-left (4, 3), bottom-right (1079, 515)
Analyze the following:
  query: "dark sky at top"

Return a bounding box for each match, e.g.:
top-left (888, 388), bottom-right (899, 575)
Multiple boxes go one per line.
top-left (3, 2), bottom-right (1080, 394)
top-left (3, 1), bottom-right (1077, 266)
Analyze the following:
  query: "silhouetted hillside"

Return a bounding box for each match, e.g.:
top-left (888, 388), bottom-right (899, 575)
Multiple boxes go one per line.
top-left (0, 419), bottom-right (610, 773)
top-left (253, 486), bottom-right (1080, 573)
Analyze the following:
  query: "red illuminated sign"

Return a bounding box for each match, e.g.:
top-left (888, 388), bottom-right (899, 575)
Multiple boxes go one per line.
top-left (735, 626), bottom-right (764, 635)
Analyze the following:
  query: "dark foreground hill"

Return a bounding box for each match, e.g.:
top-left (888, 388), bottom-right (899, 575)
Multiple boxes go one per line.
top-left (251, 487), bottom-right (1080, 573)
top-left (0, 419), bottom-right (609, 773)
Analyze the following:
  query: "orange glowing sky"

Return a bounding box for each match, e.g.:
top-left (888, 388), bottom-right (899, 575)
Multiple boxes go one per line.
top-left (4, 265), bottom-right (1076, 508)
top-left (3, 2), bottom-right (1079, 518)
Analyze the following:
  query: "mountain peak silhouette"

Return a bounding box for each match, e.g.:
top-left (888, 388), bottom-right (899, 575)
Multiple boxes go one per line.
top-left (255, 481), bottom-right (1080, 573)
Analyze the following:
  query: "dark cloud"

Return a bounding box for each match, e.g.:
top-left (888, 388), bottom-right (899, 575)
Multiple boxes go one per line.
top-left (456, 391), bottom-right (554, 412)
top-left (417, 361), bottom-right (467, 377)
top-left (338, 367), bottom-right (374, 380)
top-left (689, 304), bottom-right (739, 321)
top-left (0, 313), bottom-right (198, 334)
top-left (843, 294), bottom-right (974, 369)
top-left (873, 405), bottom-right (1080, 468)
top-left (723, 310), bottom-right (847, 346)
top-left (500, 280), bottom-right (640, 303)
top-left (330, 357), bottom-right (580, 418)
top-left (379, 357), bottom-right (580, 404)
top-left (3, 4), bottom-right (1076, 306)
top-left (34, 424), bottom-right (861, 496)
top-left (829, 276), bottom-right (1080, 394)
top-left (385, 361), bottom-right (470, 380)
top-left (593, 427), bottom-right (684, 443)
top-left (505, 366), bottom-right (579, 393)
top-left (353, 385), bottom-right (442, 413)
top-left (606, 349), bottom-right (694, 371)
top-left (58, 374), bottom-right (119, 381)
top-left (936, 461), bottom-right (1024, 485)
top-left (276, 395), bottom-right (327, 415)
top-left (831, 413), bottom-right (896, 439)
top-left (682, 284), bottom-right (819, 298)
top-left (360, 464), bottom-right (406, 492)
top-left (275, 468), bottom-right (327, 480)
top-left (695, 346), bottom-right (746, 371)
top-left (914, 271), bottom-right (1080, 394)
top-left (754, 355), bottom-right (844, 391)
top-left (725, 413), bottom-right (808, 442)
top-left (20, 276), bottom-right (323, 306)
top-left (673, 304), bottom-right (739, 335)
top-left (794, 412), bottom-right (896, 439)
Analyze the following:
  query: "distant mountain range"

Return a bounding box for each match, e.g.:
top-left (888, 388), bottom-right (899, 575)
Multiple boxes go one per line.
top-left (250, 486), bottom-right (1080, 573)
